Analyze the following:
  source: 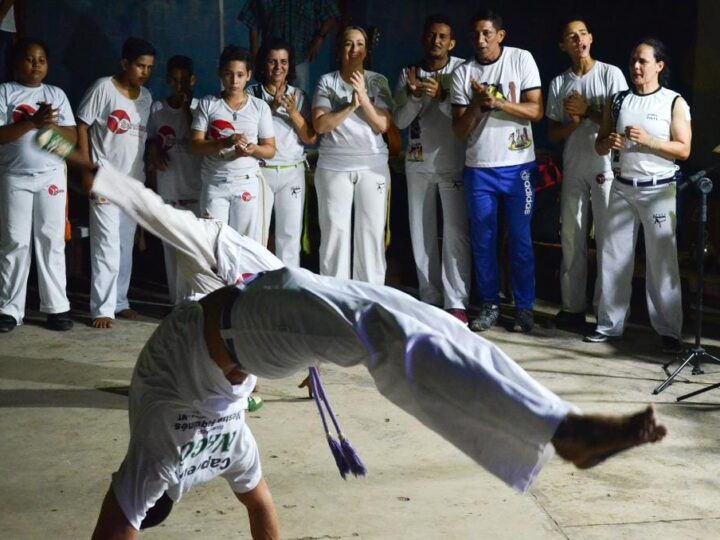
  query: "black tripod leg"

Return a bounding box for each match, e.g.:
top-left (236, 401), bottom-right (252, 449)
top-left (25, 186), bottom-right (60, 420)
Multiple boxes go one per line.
top-left (653, 351), bottom-right (698, 394)
top-left (677, 380), bottom-right (720, 401)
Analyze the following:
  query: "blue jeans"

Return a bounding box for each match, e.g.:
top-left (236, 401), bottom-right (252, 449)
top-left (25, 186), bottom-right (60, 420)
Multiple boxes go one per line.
top-left (463, 163), bottom-right (537, 309)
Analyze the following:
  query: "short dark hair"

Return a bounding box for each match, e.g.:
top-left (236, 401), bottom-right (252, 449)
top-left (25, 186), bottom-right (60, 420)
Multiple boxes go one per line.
top-left (423, 13), bottom-right (454, 38)
top-left (558, 16), bottom-right (590, 39)
top-left (11, 37), bottom-right (48, 68)
top-left (166, 55), bottom-right (193, 75)
top-left (121, 37), bottom-right (156, 62)
top-left (633, 37), bottom-right (670, 86)
top-left (254, 38), bottom-right (296, 85)
top-left (218, 44), bottom-right (253, 72)
top-left (470, 9), bottom-right (503, 30)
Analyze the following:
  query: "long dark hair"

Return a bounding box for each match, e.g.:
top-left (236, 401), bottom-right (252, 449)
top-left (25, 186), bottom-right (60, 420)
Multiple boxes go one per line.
top-left (633, 37), bottom-right (670, 86)
top-left (254, 38), bottom-right (296, 85)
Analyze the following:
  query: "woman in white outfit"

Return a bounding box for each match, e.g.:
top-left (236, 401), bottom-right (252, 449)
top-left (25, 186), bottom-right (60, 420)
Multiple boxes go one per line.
top-left (312, 26), bottom-right (393, 285)
top-left (191, 45), bottom-right (275, 242)
top-left (248, 38), bottom-right (317, 266)
top-left (586, 38), bottom-right (692, 352)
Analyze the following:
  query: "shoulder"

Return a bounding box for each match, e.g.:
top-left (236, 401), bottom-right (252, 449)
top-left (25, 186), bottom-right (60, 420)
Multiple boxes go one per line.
top-left (317, 71), bottom-right (337, 85)
top-left (449, 56), bottom-right (465, 70)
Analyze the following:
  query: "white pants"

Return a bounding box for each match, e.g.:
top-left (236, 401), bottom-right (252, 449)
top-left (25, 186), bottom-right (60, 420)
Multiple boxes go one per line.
top-left (261, 164), bottom-right (305, 267)
top-left (201, 174), bottom-right (261, 242)
top-left (162, 200), bottom-right (199, 304)
top-left (315, 166), bottom-right (390, 284)
top-left (596, 182), bottom-right (682, 338)
top-left (559, 171), bottom-right (613, 313)
top-left (90, 196), bottom-right (137, 318)
top-left (0, 169), bottom-right (70, 322)
top-left (228, 267), bottom-right (574, 492)
top-left (406, 169), bottom-right (471, 309)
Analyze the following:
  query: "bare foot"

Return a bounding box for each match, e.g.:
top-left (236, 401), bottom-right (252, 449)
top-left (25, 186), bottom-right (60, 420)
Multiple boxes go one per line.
top-left (298, 374), bottom-right (313, 399)
top-left (116, 309), bottom-right (139, 320)
top-left (552, 405), bottom-right (667, 469)
top-left (91, 317), bottom-right (113, 329)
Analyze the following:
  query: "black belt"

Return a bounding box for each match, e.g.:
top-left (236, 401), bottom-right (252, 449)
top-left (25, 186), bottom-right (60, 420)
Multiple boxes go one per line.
top-left (617, 176), bottom-right (675, 187)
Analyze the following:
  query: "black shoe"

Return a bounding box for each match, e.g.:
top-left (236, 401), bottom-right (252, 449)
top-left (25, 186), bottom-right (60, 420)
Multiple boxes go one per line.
top-left (551, 310), bottom-right (586, 328)
top-left (0, 314), bottom-right (17, 333)
top-left (46, 311), bottom-right (73, 331)
top-left (583, 332), bottom-right (620, 343)
top-left (470, 303), bottom-right (500, 332)
top-left (512, 309), bottom-right (534, 333)
top-left (661, 335), bottom-right (682, 354)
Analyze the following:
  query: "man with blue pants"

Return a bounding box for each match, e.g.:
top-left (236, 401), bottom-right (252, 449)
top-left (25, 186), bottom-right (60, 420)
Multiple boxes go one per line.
top-left (451, 9), bottom-right (543, 332)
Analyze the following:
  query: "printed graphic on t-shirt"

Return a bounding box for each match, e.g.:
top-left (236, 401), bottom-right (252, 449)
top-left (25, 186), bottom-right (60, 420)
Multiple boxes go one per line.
top-left (209, 119), bottom-right (235, 140)
top-left (175, 411), bottom-right (244, 480)
top-left (408, 118), bottom-right (423, 162)
top-left (508, 127), bottom-right (532, 151)
top-left (107, 109), bottom-right (145, 136)
top-left (12, 103), bottom-right (35, 122)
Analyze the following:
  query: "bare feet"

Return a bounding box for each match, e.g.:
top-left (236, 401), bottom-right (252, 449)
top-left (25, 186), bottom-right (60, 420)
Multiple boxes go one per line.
top-left (552, 405), bottom-right (667, 469)
top-left (91, 317), bottom-right (113, 329)
top-left (298, 374), bottom-right (313, 399)
top-left (116, 309), bottom-right (138, 320)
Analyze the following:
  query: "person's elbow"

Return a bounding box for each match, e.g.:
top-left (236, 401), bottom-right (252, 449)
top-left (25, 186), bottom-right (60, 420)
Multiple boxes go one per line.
top-left (677, 143), bottom-right (691, 161)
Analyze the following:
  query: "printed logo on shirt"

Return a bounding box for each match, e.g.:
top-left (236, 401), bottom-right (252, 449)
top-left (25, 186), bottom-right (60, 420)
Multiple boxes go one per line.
top-left (107, 109), bottom-right (132, 134)
top-left (209, 119), bottom-right (235, 140)
top-left (508, 127), bottom-right (532, 151)
top-left (653, 213), bottom-right (667, 228)
top-left (647, 113), bottom-right (659, 121)
top-left (12, 104), bottom-right (36, 123)
top-left (157, 125), bottom-right (177, 149)
top-left (47, 184), bottom-right (65, 196)
top-left (376, 181), bottom-right (386, 192)
top-left (290, 186), bottom-right (302, 198)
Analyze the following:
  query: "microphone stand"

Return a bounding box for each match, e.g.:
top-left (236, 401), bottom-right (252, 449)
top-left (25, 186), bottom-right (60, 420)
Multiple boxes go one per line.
top-left (653, 164), bottom-right (720, 396)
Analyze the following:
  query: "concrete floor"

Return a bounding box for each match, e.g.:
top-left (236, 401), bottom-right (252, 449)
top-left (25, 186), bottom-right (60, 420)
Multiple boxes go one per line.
top-left (2, 304), bottom-right (720, 540)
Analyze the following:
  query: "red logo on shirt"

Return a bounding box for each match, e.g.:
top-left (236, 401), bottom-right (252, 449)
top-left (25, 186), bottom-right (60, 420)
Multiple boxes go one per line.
top-left (241, 191), bottom-right (252, 202)
top-left (107, 109), bottom-right (132, 134)
top-left (209, 119), bottom-right (235, 140)
top-left (157, 125), bottom-right (177, 148)
top-left (12, 104), bottom-right (36, 123)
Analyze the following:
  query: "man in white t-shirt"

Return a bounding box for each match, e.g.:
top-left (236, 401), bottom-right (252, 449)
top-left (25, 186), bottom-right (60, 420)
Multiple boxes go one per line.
top-left (451, 10), bottom-right (543, 333)
top-left (546, 17), bottom-right (628, 329)
top-left (147, 55), bottom-right (202, 303)
top-left (77, 37), bottom-right (155, 329)
top-left (394, 14), bottom-right (470, 325)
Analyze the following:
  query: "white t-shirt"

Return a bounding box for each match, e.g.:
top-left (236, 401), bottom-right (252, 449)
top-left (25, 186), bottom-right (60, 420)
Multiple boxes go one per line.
top-left (615, 87), bottom-right (690, 181)
top-left (546, 61), bottom-right (627, 178)
top-left (451, 47), bottom-right (541, 168)
top-left (148, 98), bottom-right (202, 201)
top-left (77, 76), bottom-right (152, 180)
top-left (192, 94), bottom-right (274, 181)
top-left (313, 70), bottom-right (392, 171)
top-left (393, 57), bottom-right (466, 174)
top-left (112, 302), bottom-right (260, 530)
top-left (0, 82), bottom-right (75, 174)
top-left (247, 83), bottom-right (308, 166)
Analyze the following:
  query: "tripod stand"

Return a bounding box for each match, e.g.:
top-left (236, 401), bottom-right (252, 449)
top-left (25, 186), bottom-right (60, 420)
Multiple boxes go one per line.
top-left (653, 172), bottom-right (720, 396)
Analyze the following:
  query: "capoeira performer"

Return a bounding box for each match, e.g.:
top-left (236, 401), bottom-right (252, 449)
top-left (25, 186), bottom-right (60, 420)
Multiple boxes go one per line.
top-left (77, 37), bottom-right (155, 329)
top-left (0, 38), bottom-right (75, 333)
top-left (146, 54), bottom-right (202, 304)
top-left (39, 137), bottom-right (667, 537)
top-left (191, 45), bottom-right (275, 243)
top-left (585, 38), bottom-right (691, 352)
top-left (393, 14), bottom-right (471, 324)
top-left (248, 38), bottom-right (317, 266)
top-left (546, 17), bottom-right (627, 329)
